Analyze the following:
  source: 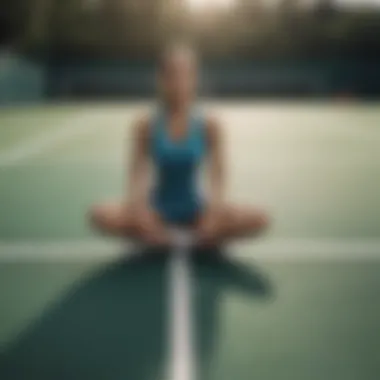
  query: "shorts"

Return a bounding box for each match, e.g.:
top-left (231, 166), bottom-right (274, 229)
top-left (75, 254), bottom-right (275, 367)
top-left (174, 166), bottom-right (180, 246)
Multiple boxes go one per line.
top-left (151, 194), bottom-right (204, 226)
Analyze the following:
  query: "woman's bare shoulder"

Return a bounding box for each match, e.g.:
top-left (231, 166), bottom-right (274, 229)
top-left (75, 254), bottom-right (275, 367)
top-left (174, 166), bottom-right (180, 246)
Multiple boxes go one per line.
top-left (132, 113), bottom-right (153, 140)
top-left (204, 113), bottom-right (222, 142)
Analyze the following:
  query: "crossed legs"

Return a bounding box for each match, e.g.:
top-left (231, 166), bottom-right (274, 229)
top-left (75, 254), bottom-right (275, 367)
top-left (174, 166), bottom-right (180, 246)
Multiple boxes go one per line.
top-left (89, 201), bottom-right (269, 246)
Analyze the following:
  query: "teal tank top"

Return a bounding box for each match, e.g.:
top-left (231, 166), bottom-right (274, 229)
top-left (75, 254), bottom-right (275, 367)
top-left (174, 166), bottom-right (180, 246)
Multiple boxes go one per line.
top-left (150, 109), bottom-right (207, 224)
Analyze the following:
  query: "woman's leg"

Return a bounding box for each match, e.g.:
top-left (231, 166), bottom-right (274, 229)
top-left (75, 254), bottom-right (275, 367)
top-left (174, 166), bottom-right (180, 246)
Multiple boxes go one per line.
top-left (89, 200), bottom-right (269, 246)
top-left (88, 201), bottom-right (170, 245)
top-left (196, 204), bottom-right (270, 245)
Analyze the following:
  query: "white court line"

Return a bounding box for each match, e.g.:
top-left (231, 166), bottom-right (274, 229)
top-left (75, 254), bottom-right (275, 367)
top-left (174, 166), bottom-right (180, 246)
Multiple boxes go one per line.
top-left (0, 239), bottom-right (380, 261)
top-left (0, 112), bottom-right (109, 167)
top-left (168, 230), bottom-right (195, 380)
top-left (2, 158), bottom-right (380, 167)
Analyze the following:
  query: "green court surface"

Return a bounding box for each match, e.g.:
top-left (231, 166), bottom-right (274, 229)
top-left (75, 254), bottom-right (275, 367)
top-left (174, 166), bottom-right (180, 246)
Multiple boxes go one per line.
top-left (1, 102), bottom-right (380, 380)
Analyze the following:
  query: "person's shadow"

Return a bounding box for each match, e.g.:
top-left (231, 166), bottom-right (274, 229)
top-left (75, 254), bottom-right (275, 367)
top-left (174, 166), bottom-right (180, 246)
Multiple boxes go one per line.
top-left (0, 247), bottom-right (273, 380)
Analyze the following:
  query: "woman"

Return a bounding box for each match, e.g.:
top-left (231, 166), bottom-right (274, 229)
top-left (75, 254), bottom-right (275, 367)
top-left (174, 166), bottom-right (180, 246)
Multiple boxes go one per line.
top-left (90, 45), bottom-right (269, 246)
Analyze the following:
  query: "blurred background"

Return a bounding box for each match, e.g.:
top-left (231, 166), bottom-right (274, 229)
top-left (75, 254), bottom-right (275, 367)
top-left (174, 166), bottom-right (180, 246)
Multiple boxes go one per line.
top-left (2, 3), bottom-right (380, 380)
top-left (1, 0), bottom-right (380, 103)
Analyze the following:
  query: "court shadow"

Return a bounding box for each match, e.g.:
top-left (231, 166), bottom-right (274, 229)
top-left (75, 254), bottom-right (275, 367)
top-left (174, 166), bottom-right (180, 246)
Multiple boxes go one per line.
top-left (0, 246), bottom-right (272, 380)
top-left (0, 248), bottom-right (169, 380)
top-left (191, 247), bottom-right (273, 379)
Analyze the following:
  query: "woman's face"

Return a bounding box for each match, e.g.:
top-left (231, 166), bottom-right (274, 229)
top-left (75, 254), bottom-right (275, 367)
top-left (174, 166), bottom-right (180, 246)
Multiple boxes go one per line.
top-left (158, 50), bottom-right (198, 107)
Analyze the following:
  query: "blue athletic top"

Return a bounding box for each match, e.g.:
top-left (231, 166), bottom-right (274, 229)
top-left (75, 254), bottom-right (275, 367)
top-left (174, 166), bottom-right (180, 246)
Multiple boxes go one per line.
top-left (150, 109), bottom-right (207, 224)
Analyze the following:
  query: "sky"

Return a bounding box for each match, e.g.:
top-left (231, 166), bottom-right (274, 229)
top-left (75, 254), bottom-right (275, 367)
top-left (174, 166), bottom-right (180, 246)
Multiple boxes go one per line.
top-left (335, 0), bottom-right (380, 8)
top-left (83, 0), bottom-right (380, 11)
top-left (269, 0), bottom-right (380, 9)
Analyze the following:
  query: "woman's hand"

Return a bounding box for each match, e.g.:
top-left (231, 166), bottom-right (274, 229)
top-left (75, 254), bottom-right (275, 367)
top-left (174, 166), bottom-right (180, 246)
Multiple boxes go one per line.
top-left (132, 202), bottom-right (152, 231)
top-left (131, 202), bottom-right (168, 245)
top-left (197, 205), bottom-right (221, 244)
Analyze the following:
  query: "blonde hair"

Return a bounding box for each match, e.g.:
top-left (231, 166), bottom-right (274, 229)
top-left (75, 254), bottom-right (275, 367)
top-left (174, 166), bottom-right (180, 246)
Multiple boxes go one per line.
top-left (159, 42), bottom-right (199, 70)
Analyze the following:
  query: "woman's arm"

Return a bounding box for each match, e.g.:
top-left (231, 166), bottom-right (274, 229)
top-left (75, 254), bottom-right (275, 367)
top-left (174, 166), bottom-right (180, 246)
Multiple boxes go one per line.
top-left (127, 116), bottom-right (151, 206)
top-left (206, 116), bottom-right (225, 212)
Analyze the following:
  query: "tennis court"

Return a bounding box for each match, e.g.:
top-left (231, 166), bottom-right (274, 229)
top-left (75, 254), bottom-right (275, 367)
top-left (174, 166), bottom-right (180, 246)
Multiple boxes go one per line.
top-left (1, 102), bottom-right (380, 380)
